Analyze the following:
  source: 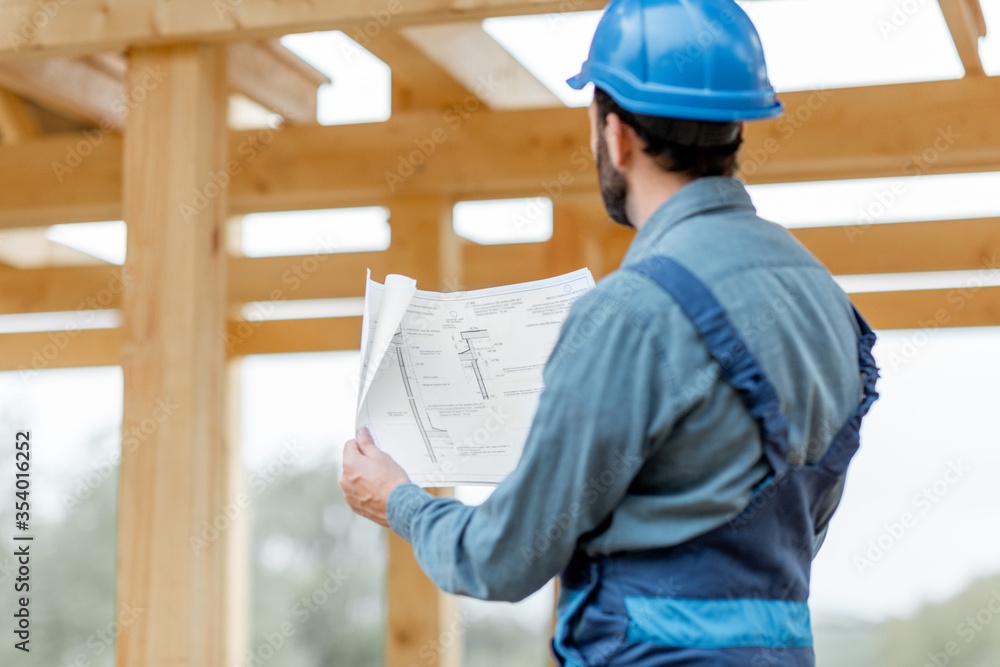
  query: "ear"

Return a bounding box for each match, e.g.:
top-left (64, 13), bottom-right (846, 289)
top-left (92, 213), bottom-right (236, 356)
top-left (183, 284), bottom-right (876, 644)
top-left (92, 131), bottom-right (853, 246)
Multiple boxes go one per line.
top-left (603, 112), bottom-right (632, 169)
top-left (587, 99), bottom-right (600, 157)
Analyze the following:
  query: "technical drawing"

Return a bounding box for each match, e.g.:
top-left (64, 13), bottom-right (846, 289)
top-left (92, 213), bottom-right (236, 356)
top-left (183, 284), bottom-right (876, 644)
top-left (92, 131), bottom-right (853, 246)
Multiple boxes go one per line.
top-left (391, 327), bottom-right (448, 463)
top-left (458, 329), bottom-right (491, 400)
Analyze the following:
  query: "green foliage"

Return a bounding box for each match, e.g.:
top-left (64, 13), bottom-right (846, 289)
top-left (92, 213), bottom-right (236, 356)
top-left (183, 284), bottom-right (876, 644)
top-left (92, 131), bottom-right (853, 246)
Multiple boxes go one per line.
top-left (246, 461), bottom-right (386, 667)
top-left (0, 435), bottom-right (118, 667)
top-left (878, 575), bottom-right (1000, 667)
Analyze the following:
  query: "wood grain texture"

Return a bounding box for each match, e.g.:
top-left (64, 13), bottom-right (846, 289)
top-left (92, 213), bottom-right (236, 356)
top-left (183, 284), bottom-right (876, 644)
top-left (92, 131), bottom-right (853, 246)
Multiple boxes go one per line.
top-left (4, 77), bottom-right (999, 228)
top-left (115, 43), bottom-right (239, 667)
top-left (0, 0), bottom-right (607, 62)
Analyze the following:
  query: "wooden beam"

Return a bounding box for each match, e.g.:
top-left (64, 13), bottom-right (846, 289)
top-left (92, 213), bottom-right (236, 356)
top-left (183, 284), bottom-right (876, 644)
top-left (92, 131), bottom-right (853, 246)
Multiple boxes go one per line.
top-left (0, 317), bottom-right (361, 372)
top-left (0, 249), bottom-right (441, 315)
top-left (0, 326), bottom-right (119, 372)
top-left (0, 131), bottom-right (122, 227)
top-left (227, 315), bottom-right (361, 356)
top-left (0, 0), bottom-right (607, 63)
top-left (227, 39), bottom-right (330, 124)
top-left (738, 77), bottom-right (1000, 184)
top-left (401, 22), bottom-right (562, 110)
top-left (387, 195), bottom-right (449, 287)
top-left (0, 40), bottom-right (327, 133)
top-left (382, 195), bottom-right (462, 667)
top-left (0, 87), bottom-right (40, 143)
top-left (0, 56), bottom-right (125, 129)
top-left (4, 216), bottom-right (998, 315)
top-left (115, 43), bottom-right (238, 667)
top-left (365, 30), bottom-right (471, 111)
top-left (4, 77), bottom-right (999, 228)
top-left (0, 263), bottom-right (127, 315)
top-left (790, 217), bottom-right (1000, 276)
top-left (852, 286), bottom-right (1000, 330)
top-left (937, 0), bottom-right (987, 76)
top-left (387, 519), bottom-right (461, 667)
top-left (4, 281), bottom-right (1000, 373)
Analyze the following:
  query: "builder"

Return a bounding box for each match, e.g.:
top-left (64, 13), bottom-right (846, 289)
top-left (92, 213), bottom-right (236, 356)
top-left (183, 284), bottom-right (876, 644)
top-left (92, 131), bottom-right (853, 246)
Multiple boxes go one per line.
top-left (340, 0), bottom-right (880, 664)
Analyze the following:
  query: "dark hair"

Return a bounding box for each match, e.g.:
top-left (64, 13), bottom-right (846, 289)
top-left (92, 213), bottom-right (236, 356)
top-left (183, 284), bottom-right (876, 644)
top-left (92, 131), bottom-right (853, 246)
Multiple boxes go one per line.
top-left (594, 88), bottom-right (742, 179)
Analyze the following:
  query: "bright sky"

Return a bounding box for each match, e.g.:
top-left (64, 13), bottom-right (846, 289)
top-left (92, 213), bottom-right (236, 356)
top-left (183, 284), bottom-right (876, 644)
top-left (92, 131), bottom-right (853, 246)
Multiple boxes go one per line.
top-left (2, 0), bottom-right (1000, 627)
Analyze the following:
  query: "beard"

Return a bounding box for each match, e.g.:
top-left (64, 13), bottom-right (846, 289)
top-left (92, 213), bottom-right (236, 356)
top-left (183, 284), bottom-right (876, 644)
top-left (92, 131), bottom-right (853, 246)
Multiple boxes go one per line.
top-left (596, 133), bottom-right (633, 229)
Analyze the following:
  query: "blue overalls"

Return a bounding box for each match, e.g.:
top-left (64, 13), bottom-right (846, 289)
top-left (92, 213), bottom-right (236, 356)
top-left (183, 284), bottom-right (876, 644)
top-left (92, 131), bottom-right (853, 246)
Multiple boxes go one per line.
top-left (552, 256), bottom-right (880, 666)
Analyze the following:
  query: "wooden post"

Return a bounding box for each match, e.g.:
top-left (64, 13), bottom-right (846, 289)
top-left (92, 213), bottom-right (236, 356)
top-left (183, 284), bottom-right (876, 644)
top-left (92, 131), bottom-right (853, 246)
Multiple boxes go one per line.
top-left (116, 43), bottom-right (243, 667)
top-left (385, 196), bottom-right (462, 667)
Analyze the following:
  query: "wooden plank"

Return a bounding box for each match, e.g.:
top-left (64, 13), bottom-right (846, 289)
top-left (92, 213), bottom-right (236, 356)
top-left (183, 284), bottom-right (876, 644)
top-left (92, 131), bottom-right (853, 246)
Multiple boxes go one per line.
top-left (383, 196), bottom-right (462, 666)
top-left (115, 43), bottom-right (237, 667)
top-left (1, 281), bottom-right (998, 372)
top-left (3, 281), bottom-right (999, 373)
top-left (0, 249), bottom-right (440, 314)
top-left (387, 195), bottom-right (448, 287)
top-left (226, 315), bottom-right (361, 356)
top-left (227, 40), bottom-right (330, 124)
top-left (0, 317), bottom-right (361, 370)
top-left (0, 0), bottom-right (607, 62)
top-left (0, 326), bottom-right (118, 372)
top-left (0, 87), bottom-right (40, 143)
top-left (0, 131), bottom-right (122, 227)
top-left (4, 76), bottom-right (1000, 227)
top-left (852, 286), bottom-right (1000, 330)
top-left (464, 242), bottom-right (551, 289)
top-left (791, 217), bottom-right (1000, 276)
top-left (738, 78), bottom-right (1000, 184)
top-left (0, 56), bottom-right (126, 130)
top-left (3, 217), bottom-right (998, 314)
top-left (0, 40), bottom-right (326, 134)
top-left (387, 489), bottom-right (461, 667)
top-left (228, 252), bottom-right (393, 305)
top-left (365, 30), bottom-right (471, 111)
top-left (401, 22), bottom-right (562, 110)
top-left (937, 0), bottom-right (987, 76)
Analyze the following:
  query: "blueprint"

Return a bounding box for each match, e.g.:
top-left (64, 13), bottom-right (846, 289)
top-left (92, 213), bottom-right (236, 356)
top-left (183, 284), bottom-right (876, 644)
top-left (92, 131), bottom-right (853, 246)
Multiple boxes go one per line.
top-left (356, 268), bottom-right (595, 486)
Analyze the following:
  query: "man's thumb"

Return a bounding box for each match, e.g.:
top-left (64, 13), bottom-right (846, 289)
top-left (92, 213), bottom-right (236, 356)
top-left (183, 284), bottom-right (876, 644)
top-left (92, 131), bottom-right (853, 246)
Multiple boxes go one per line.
top-left (355, 427), bottom-right (377, 451)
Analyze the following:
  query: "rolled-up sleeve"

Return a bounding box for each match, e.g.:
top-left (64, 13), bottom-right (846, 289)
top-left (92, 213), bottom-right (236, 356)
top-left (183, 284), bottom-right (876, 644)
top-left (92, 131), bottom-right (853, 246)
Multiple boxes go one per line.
top-left (385, 286), bottom-right (682, 602)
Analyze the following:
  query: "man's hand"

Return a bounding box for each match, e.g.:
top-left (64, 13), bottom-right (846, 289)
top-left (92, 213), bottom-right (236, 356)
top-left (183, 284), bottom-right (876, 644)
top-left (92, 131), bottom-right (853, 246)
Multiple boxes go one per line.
top-left (339, 427), bottom-right (411, 527)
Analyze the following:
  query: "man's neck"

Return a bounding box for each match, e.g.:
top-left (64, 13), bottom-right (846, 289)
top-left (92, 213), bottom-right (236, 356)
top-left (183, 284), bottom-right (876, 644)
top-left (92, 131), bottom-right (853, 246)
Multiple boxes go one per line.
top-left (629, 172), bottom-right (696, 232)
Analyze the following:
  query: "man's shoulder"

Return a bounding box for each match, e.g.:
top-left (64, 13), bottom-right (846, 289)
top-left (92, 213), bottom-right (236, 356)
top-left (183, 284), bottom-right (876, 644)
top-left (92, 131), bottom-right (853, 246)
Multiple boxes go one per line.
top-left (564, 265), bottom-right (689, 340)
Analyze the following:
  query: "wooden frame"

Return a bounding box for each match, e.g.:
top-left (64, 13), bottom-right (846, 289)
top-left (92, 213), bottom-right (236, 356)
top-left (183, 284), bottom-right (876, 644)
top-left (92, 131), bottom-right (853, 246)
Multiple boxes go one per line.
top-left (0, 2), bottom-right (996, 666)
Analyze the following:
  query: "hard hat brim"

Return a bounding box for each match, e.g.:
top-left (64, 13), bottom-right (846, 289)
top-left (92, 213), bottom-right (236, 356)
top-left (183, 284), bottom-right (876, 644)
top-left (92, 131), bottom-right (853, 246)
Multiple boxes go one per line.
top-left (566, 65), bottom-right (784, 123)
top-left (566, 71), bottom-right (589, 91)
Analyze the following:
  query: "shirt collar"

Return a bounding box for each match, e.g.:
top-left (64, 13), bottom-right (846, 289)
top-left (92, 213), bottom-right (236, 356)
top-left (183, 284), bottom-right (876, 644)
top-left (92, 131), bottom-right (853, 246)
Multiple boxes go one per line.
top-left (622, 177), bottom-right (757, 266)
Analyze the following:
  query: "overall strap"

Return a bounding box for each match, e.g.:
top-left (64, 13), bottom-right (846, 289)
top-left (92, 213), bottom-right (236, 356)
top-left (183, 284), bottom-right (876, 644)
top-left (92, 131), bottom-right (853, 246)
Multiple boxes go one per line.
top-left (816, 308), bottom-right (880, 475)
top-left (626, 256), bottom-right (792, 476)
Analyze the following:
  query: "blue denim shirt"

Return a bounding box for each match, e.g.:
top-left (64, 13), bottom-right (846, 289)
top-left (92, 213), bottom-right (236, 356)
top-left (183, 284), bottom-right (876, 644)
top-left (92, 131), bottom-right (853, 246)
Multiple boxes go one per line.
top-left (386, 177), bottom-right (862, 602)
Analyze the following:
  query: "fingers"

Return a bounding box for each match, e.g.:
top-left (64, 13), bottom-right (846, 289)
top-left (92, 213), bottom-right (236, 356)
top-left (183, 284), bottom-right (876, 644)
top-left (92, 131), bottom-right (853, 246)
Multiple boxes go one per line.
top-left (355, 427), bottom-right (377, 452)
top-left (342, 438), bottom-right (361, 466)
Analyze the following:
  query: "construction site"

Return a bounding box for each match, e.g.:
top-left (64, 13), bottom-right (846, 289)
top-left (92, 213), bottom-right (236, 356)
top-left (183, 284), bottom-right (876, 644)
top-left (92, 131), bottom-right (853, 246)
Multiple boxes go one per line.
top-left (0, 1), bottom-right (998, 666)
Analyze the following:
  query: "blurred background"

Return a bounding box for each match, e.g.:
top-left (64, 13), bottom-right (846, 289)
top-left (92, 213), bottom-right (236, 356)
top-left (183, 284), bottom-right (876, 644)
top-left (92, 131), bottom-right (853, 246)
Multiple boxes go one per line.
top-left (2, 0), bottom-right (1000, 664)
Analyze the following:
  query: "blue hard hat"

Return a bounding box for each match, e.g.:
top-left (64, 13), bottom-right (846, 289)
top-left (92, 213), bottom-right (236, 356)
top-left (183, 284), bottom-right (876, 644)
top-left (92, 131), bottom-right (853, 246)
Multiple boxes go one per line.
top-left (567, 0), bottom-right (783, 122)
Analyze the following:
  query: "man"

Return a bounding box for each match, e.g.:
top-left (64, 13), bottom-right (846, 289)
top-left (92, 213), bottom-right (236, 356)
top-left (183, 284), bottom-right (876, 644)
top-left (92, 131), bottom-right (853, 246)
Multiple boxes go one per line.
top-left (340, 0), bottom-right (879, 664)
